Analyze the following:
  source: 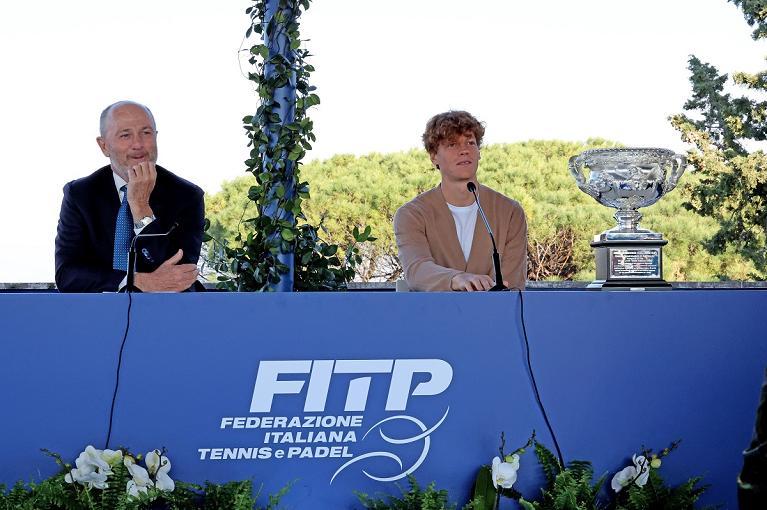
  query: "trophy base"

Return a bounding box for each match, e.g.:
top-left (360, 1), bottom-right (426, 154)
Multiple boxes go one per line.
top-left (588, 238), bottom-right (671, 291)
top-left (595, 228), bottom-right (663, 242)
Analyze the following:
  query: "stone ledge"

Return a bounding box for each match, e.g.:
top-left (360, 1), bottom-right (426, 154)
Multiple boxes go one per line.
top-left (2, 281), bottom-right (766, 292)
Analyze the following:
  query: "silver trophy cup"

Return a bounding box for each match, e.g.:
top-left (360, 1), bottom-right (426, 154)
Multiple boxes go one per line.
top-left (568, 148), bottom-right (687, 289)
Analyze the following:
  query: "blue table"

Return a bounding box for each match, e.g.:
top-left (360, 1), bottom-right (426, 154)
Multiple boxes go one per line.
top-left (1, 291), bottom-right (764, 508)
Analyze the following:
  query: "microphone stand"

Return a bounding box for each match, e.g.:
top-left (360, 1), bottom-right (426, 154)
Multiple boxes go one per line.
top-left (467, 182), bottom-right (506, 291)
top-left (126, 223), bottom-right (178, 292)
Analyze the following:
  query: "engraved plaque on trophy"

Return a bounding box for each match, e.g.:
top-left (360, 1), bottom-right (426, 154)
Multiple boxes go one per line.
top-left (568, 148), bottom-right (687, 290)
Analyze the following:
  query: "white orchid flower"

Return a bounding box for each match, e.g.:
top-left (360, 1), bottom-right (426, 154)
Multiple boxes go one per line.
top-left (145, 449), bottom-right (174, 492)
top-left (503, 453), bottom-right (520, 471)
top-left (100, 448), bottom-right (123, 467)
top-left (65, 467), bottom-right (109, 489)
top-left (611, 465), bottom-right (637, 492)
top-left (125, 458), bottom-right (153, 488)
top-left (74, 446), bottom-right (112, 475)
top-left (126, 480), bottom-right (149, 498)
top-left (632, 455), bottom-right (650, 486)
top-left (84, 471), bottom-right (109, 490)
top-left (64, 446), bottom-right (114, 488)
top-left (611, 454), bottom-right (651, 492)
top-left (123, 455), bottom-right (155, 498)
top-left (492, 455), bottom-right (520, 489)
top-left (154, 470), bottom-right (175, 492)
top-left (64, 470), bottom-right (80, 484)
top-left (64, 461), bottom-right (94, 482)
top-left (146, 449), bottom-right (171, 475)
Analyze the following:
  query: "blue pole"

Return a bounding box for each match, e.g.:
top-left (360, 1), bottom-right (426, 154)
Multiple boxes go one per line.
top-left (263, 0), bottom-right (296, 291)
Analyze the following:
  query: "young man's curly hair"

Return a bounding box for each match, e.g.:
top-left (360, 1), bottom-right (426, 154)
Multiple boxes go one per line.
top-left (422, 111), bottom-right (485, 156)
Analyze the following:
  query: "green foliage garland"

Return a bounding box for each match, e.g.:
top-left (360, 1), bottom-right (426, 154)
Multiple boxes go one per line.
top-left (0, 479), bottom-right (280, 510)
top-left (207, 0), bottom-right (373, 291)
top-left (518, 442), bottom-right (714, 510)
top-left (0, 449), bottom-right (288, 510)
top-left (355, 475), bottom-right (482, 510)
top-left (518, 443), bottom-right (606, 510)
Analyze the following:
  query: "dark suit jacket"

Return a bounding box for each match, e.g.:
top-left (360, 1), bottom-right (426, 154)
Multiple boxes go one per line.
top-left (55, 165), bottom-right (205, 292)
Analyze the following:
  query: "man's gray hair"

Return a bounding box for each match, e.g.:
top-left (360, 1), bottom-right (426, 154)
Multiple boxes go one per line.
top-left (99, 101), bottom-right (156, 137)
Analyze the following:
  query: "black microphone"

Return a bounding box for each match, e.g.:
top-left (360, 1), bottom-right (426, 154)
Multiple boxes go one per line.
top-left (127, 222), bottom-right (179, 292)
top-left (467, 182), bottom-right (506, 291)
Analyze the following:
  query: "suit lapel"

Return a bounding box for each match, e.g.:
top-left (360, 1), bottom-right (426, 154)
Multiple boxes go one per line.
top-left (148, 166), bottom-right (172, 219)
top-left (86, 167), bottom-right (121, 265)
top-left (96, 166), bottom-right (120, 234)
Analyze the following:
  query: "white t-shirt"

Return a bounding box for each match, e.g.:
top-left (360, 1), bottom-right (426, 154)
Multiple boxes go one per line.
top-left (447, 202), bottom-right (478, 262)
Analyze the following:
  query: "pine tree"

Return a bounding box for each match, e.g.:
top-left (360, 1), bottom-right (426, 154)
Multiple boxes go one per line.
top-left (670, 0), bottom-right (767, 278)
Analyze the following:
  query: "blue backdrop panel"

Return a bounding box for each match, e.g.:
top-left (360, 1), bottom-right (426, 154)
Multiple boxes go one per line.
top-left (0, 291), bottom-right (764, 509)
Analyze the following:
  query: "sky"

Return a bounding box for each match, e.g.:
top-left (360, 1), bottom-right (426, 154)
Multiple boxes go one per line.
top-left (0, 0), bottom-right (764, 283)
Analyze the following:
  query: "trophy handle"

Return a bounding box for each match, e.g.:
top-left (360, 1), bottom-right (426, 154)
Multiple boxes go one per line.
top-left (568, 154), bottom-right (600, 200)
top-left (568, 154), bottom-right (587, 188)
top-left (664, 153), bottom-right (687, 193)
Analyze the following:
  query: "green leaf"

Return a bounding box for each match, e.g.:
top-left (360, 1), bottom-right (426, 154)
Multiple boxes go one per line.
top-left (472, 465), bottom-right (497, 510)
top-left (281, 228), bottom-right (295, 241)
top-left (250, 44), bottom-right (268, 59)
top-left (287, 147), bottom-right (304, 161)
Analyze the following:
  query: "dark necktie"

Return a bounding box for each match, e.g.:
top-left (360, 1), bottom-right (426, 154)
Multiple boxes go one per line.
top-left (113, 185), bottom-right (133, 271)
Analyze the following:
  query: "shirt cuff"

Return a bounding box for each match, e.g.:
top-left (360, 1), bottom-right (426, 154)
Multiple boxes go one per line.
top-left (133, 217), bottom-right (154, 235)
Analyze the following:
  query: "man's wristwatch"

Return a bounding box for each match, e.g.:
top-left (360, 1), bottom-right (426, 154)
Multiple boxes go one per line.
top-left (133, 215), bottom-right (156, 230)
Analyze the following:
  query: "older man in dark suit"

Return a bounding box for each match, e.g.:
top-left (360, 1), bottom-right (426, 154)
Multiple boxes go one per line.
top-left (55, 101), bottom-right (204, 292)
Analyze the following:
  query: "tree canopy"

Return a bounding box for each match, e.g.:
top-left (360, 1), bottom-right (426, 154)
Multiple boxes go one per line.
top-left (670, 0), bottom-right (767, 277)
top-left (206, 139), bottom-right (762, 282)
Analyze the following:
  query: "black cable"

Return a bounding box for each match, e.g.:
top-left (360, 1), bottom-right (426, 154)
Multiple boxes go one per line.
top-left (104, 290), bottom-right (133, 449)
top-left (517, 289), bottom-right (566, 468)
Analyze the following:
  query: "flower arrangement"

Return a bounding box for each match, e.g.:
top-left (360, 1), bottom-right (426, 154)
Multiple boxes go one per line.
top-left (487, 436), bottom-right (714, 510)
top-left (605, 442), bottom-right (714, 510)
top-left (0, 446), bottom-right (288, 510)
top-left (0, 438), bottom-right (718, 510)
top-left (472, 432), bottom-right (535, 509)
top-left (62, 445), bottom-right (174, 498)
top-left (358, 434), bottom-right (714, 510)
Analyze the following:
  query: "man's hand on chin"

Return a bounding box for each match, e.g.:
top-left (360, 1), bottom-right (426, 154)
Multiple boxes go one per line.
top-left (134, 249), bottom-right (198, 292)
top-left (127, 161), bottom-right (157, 218)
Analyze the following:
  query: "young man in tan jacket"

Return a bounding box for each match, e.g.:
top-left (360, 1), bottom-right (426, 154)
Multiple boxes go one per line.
top-left (394, 111), bottom-right (527, 291)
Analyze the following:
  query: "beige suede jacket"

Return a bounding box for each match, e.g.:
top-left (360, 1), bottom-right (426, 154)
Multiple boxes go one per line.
top-left (393, 184), bottom-right (527, 291)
